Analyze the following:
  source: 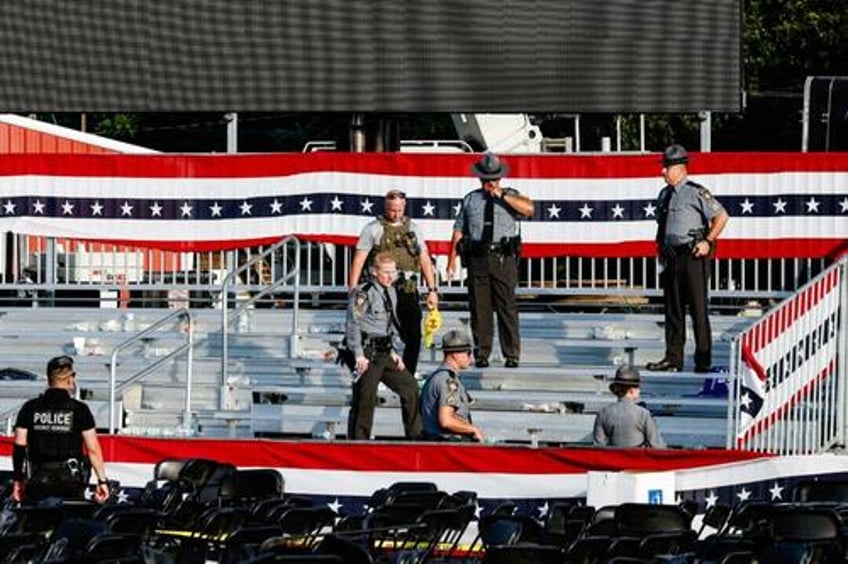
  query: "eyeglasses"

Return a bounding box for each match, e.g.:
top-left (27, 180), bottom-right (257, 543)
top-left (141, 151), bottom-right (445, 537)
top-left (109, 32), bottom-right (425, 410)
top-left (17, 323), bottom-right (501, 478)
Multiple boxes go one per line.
top-left (386, 191), bottom-right (406, 200)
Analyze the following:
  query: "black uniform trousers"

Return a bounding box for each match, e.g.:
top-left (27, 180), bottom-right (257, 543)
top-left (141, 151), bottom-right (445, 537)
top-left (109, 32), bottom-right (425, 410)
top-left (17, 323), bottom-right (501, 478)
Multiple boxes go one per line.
top-left (347, 350), bottom-right (422, 440)
top-left (662, 251), bottom-right (712, 370)
top-left (394, 284), bottom-right (423, 376)
top-left (466, 251), bottom-right (520, 363)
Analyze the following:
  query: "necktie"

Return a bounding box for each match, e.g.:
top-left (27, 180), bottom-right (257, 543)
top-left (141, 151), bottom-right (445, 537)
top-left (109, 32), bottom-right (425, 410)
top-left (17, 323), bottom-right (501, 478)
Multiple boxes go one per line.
top-left (383, 288), bottom-right (401, 333)
top-left (482, 195), bottom-right (494, 243)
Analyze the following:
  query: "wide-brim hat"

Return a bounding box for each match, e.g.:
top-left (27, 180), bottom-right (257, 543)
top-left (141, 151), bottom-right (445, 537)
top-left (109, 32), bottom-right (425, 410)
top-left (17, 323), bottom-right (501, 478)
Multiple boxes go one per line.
top-left (472, 152), bottom-right (509, 180)
top-left (441, 329), bottom-right (473, 353)
top-left (661, 144), bottom-right (689, 167)
top-left (608, 365), bottom-right (640, 390)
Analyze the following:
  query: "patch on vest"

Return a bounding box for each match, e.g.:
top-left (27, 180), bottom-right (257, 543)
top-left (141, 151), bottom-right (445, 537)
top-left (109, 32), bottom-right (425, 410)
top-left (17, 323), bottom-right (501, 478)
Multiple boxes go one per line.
top-left (33, 409), bottom-right (74, 432)
top-left (353, 291), bottom-right (369, 318)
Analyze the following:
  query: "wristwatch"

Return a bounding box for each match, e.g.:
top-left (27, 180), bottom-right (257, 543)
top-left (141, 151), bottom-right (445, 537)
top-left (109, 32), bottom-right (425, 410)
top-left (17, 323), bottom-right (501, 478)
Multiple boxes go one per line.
top-left (98, 478), bottom-right (110, 485)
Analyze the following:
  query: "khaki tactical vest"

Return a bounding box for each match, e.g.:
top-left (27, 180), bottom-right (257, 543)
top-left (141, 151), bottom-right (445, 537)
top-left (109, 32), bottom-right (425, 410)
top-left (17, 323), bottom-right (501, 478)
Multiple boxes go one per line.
top-left (375, 217), bottom-right (420, 272)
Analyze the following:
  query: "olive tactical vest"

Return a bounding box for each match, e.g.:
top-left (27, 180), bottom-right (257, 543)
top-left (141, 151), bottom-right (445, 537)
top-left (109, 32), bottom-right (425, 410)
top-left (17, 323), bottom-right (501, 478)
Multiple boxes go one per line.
top-left (375, 217), bottom-right (420, 272)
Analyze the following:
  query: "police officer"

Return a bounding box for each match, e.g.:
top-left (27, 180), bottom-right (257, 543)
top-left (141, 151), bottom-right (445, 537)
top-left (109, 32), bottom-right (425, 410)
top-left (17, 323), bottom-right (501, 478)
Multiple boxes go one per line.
top-left (11, 355), bottom-right (110, 503)
top-left (349, 189), bottom-right (438, 377)
top-left (646, 145), bottom-right (729, 373)
top-left (447, 152), bottom-right (534, 369)
top-left (419, 329), bottom-right (483, 442)
top-left (346, 252), bottom-right (423, 440)
top-left (593, 366), bottom-right (665, 448)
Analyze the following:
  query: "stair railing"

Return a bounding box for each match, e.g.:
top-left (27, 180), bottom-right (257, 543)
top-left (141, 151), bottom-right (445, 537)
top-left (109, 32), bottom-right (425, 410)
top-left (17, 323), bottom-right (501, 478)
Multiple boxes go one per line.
top-left (108, 308), bottom-right (193, 434)
top-left (219, 236), bottom-right (301, 409)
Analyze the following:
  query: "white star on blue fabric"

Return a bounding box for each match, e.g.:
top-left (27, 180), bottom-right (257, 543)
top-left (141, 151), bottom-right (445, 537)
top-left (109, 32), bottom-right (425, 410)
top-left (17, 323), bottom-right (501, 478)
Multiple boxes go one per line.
top-left (120, 201), bottom-right (133, 217)
top-left (773, 198), bottom-right (787, 214)
top-left (90, 201), bottom-right (103, 216)
top-left (769, 482), bottom-right (784, 500)
top-left (180, 202), bottom-right (193, 217)
top-left (209, 202), bottom-right (223, 217)
top-left (579, 203), bottom-right (593, 219)
top-left (360, 199), bottom-right (374, 214)
top-left (116, 489), bottom-right (130, 504)
top-left (452, 202), bottom-right (462, 217)
top-left (330, 196), bottom-right (344, 211)
top-left (740, 199), bottom-right (754, 214)
top-left (422, 201), bottom-right (436, 216)
top-left (704, 490), bottom-right (719, 508)
top-left (643, 203), bottom-right (657, 217)
top-left (736, 487), bottom-right (752, 502)
top-left (61, 200), bottom-right (75, 215)
top-left (300, 197), bottom-right (313, 212)
top-left (740, 391), bottom-right (752, 409)
top-left (840, 198), bottom-right (848, 213)
top-left (150, 202), bottom-right (163, 217)
top-left (547, 204), bottom-right (561, 219)
top-left (805, 197), bottom-right (820, 213)
top-left (240, 201), bottom-right (253, 216)
top-left (270, 199), bottom-right (283, 214)
top-left (3, 200), bottom-right (15, 215)
top-left (327, 498), bottom-right (343, 514)
top-left (33, 200), bottom-right (45, 214)
top-left (537, 501), bottom-right (550, 519)
top-left (611, 203), bottom-right (625, 218)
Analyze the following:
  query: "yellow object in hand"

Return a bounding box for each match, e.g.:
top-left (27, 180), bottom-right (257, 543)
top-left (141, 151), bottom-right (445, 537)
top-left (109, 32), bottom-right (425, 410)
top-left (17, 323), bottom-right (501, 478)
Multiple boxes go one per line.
top-left (422, 307), bottom-right (443, 349)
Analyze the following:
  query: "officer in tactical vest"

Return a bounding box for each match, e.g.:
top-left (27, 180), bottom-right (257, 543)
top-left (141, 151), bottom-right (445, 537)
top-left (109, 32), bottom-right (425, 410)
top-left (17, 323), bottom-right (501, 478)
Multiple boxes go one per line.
top-left (447, 152), bottom-right (534, 369)
top-left (646, 145), bottom-right (729, 373)
top-left (12, 355), bottom-right (110, 503)
top-left (419, 329), bottom-right (483, 442)
top-left (346, 252), bottom-right (423, 440)
top-left (349, 189), bottom-right (438, 377)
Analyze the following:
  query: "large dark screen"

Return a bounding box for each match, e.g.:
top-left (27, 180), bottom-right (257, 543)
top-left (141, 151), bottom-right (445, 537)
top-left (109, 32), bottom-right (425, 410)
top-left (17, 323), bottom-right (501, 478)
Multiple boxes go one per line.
top-left (0, 0), bottom-right (741, 112)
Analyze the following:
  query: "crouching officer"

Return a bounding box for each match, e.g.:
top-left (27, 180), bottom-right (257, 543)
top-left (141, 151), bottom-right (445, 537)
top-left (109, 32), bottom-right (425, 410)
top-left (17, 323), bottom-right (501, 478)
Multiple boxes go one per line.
top-left (12, 355), bottom-right (110, 503)
top-left (593, 366), bottom-right (665, 448)
top-left (346, 252), bottom-right (423, 440)
top-left (419, 330), bottom-right (483, 442)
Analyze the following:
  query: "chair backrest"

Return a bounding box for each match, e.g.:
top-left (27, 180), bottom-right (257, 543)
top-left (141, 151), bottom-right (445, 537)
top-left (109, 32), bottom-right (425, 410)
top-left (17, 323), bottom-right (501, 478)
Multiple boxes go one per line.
top-left (222, 468), bottom-right (285, 506)
top-left (766, 507), bottom-right (841, 541)
top-left (614, 503), bottom-right (692, 535)
top-left (41, 518), bottom-right (108, 561)
top-left (316, 534), bottom-right (374, 564)
top-left (154, 458), bottom-right (189, 482)
top-left (479, 514), bottom-right (542, 548)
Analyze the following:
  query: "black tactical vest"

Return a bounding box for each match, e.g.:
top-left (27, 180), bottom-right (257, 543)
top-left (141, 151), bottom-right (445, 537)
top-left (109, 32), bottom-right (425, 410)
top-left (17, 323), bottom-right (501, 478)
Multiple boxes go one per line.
top-left (27, 390), bottom-right (82, 464)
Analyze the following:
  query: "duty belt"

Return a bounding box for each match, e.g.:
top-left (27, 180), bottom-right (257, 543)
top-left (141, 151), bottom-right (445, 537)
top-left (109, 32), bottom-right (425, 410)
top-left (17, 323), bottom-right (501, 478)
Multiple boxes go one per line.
top-left (363, 335), bottom-right (393, 358)
top-left (395, 272), bottom-right (419, 294)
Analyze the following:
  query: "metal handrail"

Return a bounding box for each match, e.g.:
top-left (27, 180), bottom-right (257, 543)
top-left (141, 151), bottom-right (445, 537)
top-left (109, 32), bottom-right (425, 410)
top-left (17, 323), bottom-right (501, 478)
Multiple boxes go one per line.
top-left (220, 236), bottom-right (301, 408)
top-left (108, 308), bottom-right (193, 434)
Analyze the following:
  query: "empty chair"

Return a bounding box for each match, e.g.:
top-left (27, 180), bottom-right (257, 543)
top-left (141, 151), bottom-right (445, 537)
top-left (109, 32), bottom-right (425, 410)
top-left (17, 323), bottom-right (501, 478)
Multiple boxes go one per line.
top-left (613, 503), bottom-right (692, 536)
top-left (755, 506), bottom-right (843, 563)
top-left (697, 503), bottom-right (732, 537)
top-left (220, 468), bottom-right (285, 508)
top-left (105, 507), bottom-right (161, 539)
top-left (582, 505), bottom-right (617, 536)
top-left (38, 518), bottom-right (109, 562)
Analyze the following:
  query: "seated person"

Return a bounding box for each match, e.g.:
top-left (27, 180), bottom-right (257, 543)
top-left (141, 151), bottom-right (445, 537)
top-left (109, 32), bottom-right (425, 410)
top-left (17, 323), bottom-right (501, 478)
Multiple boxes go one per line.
top-left (593, 366), bottom-right (665, 448)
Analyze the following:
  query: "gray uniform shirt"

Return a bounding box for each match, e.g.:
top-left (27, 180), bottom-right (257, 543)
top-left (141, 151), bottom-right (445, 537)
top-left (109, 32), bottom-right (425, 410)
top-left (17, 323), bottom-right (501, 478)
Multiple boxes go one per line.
top-left (453, 188), bottom-right (522, 241)
top-left (593, 397), bottom-right (665, 448)
top-left (659, 180), bottom-right (726, 247)
top-left (345, 282), bottom-right (401, 358)
top-left (420, 365), bottom-right (472, 439)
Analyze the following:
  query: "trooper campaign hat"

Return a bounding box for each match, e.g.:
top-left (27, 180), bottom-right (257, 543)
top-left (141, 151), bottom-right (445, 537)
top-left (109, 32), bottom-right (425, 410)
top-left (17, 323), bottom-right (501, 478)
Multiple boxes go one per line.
top-left (608, 365), bottom-right (641, 391)
top-left (441, 329), bottom-right (473, 353)
top-left (662, 144), bottom-right (689, 167)
top-left (472, 152), bottom-right (509, 180)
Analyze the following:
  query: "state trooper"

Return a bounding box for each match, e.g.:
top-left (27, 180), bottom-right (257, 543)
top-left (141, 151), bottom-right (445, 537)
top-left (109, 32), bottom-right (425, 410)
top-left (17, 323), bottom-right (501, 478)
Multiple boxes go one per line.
top-left (345, 252), bottom-right (423, 440)
top-left (593, 366), bottom-right (665, 448)
top-left (646, 145), bottom-right (729, 373)
top-left (419, 329), bottom-right (483, 442)
top-left (349, 189), bottom-right (439, 377)
top-left (447, 152), bottom-right (535, 369)
top-left (12, 355), bottom-right (111, 503)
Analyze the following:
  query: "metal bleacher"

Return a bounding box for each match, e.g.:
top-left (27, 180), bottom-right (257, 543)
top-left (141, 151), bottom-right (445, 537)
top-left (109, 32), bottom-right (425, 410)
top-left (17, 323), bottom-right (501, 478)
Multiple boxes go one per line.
top-left (0, 304), bottom-right (757, 448)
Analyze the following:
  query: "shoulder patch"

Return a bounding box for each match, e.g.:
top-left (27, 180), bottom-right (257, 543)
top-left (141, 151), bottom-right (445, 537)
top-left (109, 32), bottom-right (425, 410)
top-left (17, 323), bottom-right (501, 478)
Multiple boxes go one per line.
top-left (697, 187), bottom-right (714, 200)
top-left (353, 290), bottom-right (370, 317)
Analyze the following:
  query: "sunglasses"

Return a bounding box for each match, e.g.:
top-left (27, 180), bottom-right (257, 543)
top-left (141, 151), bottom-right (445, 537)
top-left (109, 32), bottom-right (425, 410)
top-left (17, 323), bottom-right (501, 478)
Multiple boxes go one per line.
top-left (386, 191), bottom-right (406, 200)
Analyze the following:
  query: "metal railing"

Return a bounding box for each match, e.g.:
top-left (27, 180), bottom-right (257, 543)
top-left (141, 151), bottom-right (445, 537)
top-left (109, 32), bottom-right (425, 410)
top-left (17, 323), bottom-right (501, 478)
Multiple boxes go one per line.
top-left (727, 256), bottom-right (847, 454)
top-left (108, 308), bottom-right (193, 434)
top-left (0, 234), bottom-right (830, 309)
top-left (220, 236), bottom-right (301, 409)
